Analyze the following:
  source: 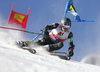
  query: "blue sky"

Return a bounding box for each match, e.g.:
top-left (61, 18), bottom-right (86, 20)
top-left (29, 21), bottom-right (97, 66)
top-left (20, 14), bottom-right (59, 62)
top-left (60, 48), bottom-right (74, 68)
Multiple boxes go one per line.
top-left (0, 0), bottom-right (100, 61)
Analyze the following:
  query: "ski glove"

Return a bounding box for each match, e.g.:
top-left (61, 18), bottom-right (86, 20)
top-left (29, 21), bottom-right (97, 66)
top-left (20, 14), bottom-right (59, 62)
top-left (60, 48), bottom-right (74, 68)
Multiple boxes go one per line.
top-left (68, 45), bottom-right (75, 57)
top-left (66, 50), bottom-right (73, 60)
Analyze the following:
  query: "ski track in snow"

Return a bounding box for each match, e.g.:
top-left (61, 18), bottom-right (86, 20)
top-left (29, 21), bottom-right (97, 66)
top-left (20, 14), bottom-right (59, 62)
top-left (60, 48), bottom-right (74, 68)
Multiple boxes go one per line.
top-left (0, 42), bottom-right (100, 72)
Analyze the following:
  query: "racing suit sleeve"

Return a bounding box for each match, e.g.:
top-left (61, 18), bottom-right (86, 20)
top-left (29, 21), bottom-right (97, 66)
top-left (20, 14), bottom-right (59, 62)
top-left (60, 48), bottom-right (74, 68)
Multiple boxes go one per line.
top-left (43, 23), bottom-right (59, 31)
top-left (68, 32), bottom-right (75, 57)
top-left (43, 23), bottom-right (59, 38)
top-left (68, 32), bottom-right (74, 48)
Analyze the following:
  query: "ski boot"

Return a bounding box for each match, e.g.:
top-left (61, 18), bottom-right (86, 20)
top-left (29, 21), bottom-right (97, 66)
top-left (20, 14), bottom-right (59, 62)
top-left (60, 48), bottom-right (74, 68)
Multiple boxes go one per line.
top-left (16, 41), bottom-right (29, 48)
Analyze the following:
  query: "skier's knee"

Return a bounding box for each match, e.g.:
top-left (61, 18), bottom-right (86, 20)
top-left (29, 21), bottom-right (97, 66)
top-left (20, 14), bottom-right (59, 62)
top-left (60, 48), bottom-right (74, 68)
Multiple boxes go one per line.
top-left (49, 42), bottom-right (63, 51)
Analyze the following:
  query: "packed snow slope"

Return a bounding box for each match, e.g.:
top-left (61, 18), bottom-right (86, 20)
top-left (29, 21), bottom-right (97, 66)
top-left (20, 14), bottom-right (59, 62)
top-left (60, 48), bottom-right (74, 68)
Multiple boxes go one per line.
top-left (0, 38), bottom-right (100, 72)
top-left (0, 25), bottom-right (99, 72)
top-left (81, 55), bottom-right (100, 66)
top-left (0, 42), bottom-right (100, 72)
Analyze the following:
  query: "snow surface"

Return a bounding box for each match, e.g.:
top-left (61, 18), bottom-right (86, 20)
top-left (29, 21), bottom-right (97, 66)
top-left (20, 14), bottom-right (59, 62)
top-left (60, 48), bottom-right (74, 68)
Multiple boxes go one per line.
top-left (81, 55), bottom-right (100, 66)
top-left (0, 41), bottom-right (100, 72)
top-left (0, 42), bottom-right (100, 72)
top-left (0, 21), bottom-right (100, 72)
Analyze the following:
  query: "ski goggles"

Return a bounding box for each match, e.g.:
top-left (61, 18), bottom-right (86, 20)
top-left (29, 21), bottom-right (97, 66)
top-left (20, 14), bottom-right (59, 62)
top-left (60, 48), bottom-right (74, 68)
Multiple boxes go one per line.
top-left (61, 21), bottom-right (71, 25)
top-left (62, 25), bottom-right (70, 29)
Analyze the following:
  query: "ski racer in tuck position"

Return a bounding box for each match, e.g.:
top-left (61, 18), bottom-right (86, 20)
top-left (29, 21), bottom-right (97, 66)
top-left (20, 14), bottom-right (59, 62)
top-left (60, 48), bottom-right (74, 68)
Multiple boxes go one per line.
top-left (17, 17), bottom-right (75, 59)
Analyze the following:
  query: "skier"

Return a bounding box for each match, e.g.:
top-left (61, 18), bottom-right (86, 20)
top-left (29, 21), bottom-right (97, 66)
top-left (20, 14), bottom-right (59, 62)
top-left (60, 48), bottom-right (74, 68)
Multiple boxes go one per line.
top-left (17, 17), bottom-right (75, 60)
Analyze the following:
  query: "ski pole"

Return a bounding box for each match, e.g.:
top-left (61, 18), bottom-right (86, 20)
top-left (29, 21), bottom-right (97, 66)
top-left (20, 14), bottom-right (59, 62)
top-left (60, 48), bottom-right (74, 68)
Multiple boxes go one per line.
top-left (31, 31), bottom-right (43, 42)
top-left (24, 30), bottom-right (43, 35)
top-left (0, 26), bottom-right (43, 35)
top-left (50, 52), bottom-right (67, 54)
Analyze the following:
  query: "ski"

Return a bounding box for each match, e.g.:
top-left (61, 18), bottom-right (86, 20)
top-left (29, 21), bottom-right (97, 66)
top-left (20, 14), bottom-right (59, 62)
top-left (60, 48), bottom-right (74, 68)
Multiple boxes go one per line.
top-left (8, 42), bottom-right (37, 54)
top-left (50, 54), bottom-right (71, 60)
top-left (50, 51), bottom-right (67, 54)
top-left (21, 47), bottom-right (36, 54)
top-left (25, 48), bottom-right (70, 60)
top-left (9, 42), bottom-right (70, 60)
top-left (17, 47), bottom-right (70, 60)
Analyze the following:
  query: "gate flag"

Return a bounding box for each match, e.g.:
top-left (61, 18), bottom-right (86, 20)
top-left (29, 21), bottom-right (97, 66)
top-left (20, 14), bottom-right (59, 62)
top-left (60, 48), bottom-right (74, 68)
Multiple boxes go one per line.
top-left (7, 3), bottom-right (30, 39)
top-left (8, 11), bottom-right (28, 29)
top-left (7, 3), bottom-right (30, 29)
